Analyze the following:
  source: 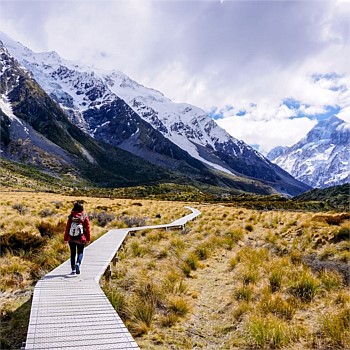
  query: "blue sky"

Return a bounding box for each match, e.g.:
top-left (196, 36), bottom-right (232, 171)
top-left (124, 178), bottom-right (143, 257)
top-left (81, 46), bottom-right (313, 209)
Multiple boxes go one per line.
top-left (0, 0), bottom-right (349, 153)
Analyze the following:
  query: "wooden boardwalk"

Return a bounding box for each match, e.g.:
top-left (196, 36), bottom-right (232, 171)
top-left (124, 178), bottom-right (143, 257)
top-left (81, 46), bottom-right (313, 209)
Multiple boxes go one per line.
top-left (24, 207), bottom-right (201, 350)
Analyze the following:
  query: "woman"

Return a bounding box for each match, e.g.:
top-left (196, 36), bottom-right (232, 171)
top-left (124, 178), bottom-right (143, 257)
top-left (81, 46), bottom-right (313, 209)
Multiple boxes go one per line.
top-left (64, 202), bottom-right (91, 275)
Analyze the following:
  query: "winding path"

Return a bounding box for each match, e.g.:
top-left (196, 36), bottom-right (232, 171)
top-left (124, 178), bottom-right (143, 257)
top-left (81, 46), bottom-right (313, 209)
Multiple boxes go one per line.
top-left (23, 207), bottom-right (201, 350)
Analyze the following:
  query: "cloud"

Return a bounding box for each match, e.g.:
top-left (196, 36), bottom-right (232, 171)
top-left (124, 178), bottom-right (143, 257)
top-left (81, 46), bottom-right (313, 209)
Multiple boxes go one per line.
top-left (0, 0), bottom-right (349, 151)
top-left (217, 114), bottom-right (318, 155)
top-left (337, 105), bottom-right (350, 124)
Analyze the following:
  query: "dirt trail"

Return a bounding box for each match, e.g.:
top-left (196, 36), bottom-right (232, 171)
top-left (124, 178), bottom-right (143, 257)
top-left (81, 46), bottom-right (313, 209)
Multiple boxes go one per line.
top-left (182, 250), bottom-right (238, 349)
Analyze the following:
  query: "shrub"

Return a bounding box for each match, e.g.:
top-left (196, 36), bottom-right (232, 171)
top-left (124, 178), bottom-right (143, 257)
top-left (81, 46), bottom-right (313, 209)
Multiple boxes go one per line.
top-left (119, 215), bottom-right (146, 227)
top-left (335, 290), bottom-right (350, 305)
top-left (225, 229), bottom-right (244, 242)
top-left (89, 211), bottom-right (115, 227)
top-left (51, 201), bottom-right (63, 209)
top-left (319, 245), bottom-right (338, 260)
top-left (162, 272), bottom-right (188, 295)
top-left (181, 262), bottom-right (192, 278)
top-left (313, 214), bottom-right (349, 226)
top-left (232, 301), bottom-right (251, 321)
top-left (0, 231), bottom-right (45, 256)
top-left (12, 203), bottom-right (28, 215)
top-left (96, 205), bottom-right (112, 211)
top-left (134, 277), bottom-right (162, 307)
top-left (39, 208), bottom-right (55, 217)
top-left (236, 247), bottom-right (269, 266)
top-left (155, 248), bottom-right (168, 259)
top-left (37, 220), bottom-right (65, 238)
top-left (222, 229), bottom-right (244, 250)
top-left (132, 300), bottom-right (155, 326)
top-left (229, 256), bottom-right (239, 270)
top-left (331, 226), bottom-right (350, 243)
top-left (338, 250), bottom-right (350, 262)
top-left (146, 230), bottom-right (165, 242)
top-left (289, 250), bottom-right (302, 264)
top-left (169, 238), bottom-right (186, 255)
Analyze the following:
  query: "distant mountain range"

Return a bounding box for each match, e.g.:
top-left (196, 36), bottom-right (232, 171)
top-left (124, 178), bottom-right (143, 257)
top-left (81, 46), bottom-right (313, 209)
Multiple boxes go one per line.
top-left (0, 32), bottom-right (310, 196)
top-left (267, 116), bottom-right (350, 188)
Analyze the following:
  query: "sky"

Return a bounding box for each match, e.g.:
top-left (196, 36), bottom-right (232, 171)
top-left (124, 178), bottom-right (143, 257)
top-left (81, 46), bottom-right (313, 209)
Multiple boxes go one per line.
top-left (0, 0), bottom-right (349, 154)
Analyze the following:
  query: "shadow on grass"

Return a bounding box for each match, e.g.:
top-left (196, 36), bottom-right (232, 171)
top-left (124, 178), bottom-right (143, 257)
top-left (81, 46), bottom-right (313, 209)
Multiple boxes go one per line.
top-left (0, 297), bottom-right (32, 350)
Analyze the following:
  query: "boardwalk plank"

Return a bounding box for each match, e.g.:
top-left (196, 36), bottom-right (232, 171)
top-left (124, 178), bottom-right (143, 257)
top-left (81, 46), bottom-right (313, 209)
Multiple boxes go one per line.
top-left (24, 207), bottom-right (200, 349)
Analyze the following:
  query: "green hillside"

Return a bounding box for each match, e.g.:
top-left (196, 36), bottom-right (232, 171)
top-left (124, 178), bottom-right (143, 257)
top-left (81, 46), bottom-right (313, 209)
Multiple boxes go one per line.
top-left (294, 184), bottom-right (350, 211)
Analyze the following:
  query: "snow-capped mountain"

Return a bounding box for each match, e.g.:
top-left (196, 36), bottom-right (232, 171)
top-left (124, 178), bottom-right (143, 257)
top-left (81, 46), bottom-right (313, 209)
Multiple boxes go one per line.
top-left (0, 41), bottom-right (179, 187)
top-left (267, 116), bottom-right (350, 188)
top-left (0, 31), bottom-right (310, 196)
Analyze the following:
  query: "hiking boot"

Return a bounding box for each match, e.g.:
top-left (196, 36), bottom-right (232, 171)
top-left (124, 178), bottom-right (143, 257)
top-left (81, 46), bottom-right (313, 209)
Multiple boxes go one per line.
top-left (75, 264), bottom-right (80, 274)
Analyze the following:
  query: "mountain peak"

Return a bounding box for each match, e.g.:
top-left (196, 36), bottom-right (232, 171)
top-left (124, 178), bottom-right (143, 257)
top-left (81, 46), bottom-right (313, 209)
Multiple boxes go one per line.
top-left (304, 115), bottom-right (347, 144)
top-left (1, 31), bottom-right (311, 196)
top-left (268, 115), bottom-right (349, 188)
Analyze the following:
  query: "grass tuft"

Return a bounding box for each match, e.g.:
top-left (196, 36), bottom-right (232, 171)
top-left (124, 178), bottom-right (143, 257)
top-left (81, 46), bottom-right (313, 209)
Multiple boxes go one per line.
top-left (234, 285), bottom-right (254, 302)
top-left (245, 315), bottom-right (299, 349)
top-left (319, 270), bottom-right (343, 291)
top-left (289, 270), bottom-right (319, 302)
top-left (269, 269), bottom-right (284, 293)
top-left (259, 294), bottom-right (296, 320)
top-left (318, 307), bottom-right (350, 348)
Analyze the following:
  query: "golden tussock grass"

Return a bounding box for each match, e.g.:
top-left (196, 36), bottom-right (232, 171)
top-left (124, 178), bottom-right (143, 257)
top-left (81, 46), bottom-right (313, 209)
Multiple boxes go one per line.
top-left (0, 191), bottom-right (187, 348)
top-left (1, 191), bottom-right (349, 349)
top-left (103, 204), bottom-right (349, 349)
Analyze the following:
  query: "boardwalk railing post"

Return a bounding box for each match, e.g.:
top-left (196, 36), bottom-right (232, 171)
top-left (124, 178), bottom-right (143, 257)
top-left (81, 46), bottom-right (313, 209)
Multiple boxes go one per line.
top-left (112, 254), bottom-right (119, 266)
top-left (104, 265), bottom-right (111, 282)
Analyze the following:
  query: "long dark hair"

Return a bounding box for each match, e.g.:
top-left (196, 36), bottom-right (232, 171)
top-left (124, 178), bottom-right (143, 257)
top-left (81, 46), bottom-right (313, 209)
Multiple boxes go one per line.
top-left (72, 202), bottom-right (84, 212)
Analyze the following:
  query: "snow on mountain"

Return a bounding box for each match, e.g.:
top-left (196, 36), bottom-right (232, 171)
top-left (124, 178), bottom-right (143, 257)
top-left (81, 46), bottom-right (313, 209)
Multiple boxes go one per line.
top-left (267, 116), bottom-right (350, 188)
top-left (0, 31), bottom-right (311, 196)
top-left (0, 31), bottom-right (260, 175)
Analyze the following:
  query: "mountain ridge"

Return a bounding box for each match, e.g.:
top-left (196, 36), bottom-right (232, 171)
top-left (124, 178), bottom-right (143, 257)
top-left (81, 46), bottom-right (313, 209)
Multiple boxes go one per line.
top-left (0, 32), bottom-right (310, 196)
top-left (267, 116), bottom-right (350, 189)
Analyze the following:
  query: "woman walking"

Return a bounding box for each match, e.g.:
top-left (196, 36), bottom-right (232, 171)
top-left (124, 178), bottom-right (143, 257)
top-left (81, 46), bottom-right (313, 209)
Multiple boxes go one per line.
top-left (64, 202), bottom-right (91, 275)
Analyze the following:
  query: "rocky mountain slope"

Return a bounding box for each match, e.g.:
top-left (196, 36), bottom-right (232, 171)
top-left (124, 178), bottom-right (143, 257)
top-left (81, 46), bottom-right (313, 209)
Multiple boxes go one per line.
top-left (0, 42), bottom-right (177, 188)
top-left (0, 32), bottom-right (310, 196)
top-left (267, 116), bottom-right (350, 188)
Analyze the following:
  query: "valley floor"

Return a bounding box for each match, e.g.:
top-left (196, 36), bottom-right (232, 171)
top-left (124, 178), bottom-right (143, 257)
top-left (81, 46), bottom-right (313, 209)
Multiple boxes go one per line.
top-left (103, 204), bottom-right (350, 349)
top-left (0, 191), bottom-right (349, 349)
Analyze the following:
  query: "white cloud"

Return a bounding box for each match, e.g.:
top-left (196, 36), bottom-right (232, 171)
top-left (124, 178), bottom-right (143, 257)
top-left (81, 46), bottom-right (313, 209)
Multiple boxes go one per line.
top-left (0, 0), bottom-right (349, 152)
top-left (217, 115), bottom-right (317, 155)
top-left (299, 105), bottom-right (328, 116)
top-left (337, 106), bottom-right (350, 124)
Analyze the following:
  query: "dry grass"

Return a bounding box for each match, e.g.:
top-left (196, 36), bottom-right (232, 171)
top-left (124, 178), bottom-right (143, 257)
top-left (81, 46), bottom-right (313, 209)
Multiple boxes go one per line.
top-left (103, 205), bottom-right (350, 349)
top-left (0, 191), bottom-right (187, 348)
top-left (1, 191), bottom-right (349, 349)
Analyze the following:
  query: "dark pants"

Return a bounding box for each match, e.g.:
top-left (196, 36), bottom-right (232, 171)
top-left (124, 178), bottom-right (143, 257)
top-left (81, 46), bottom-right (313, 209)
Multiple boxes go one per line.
top-left (69, 241), bottom-right (85, 270)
